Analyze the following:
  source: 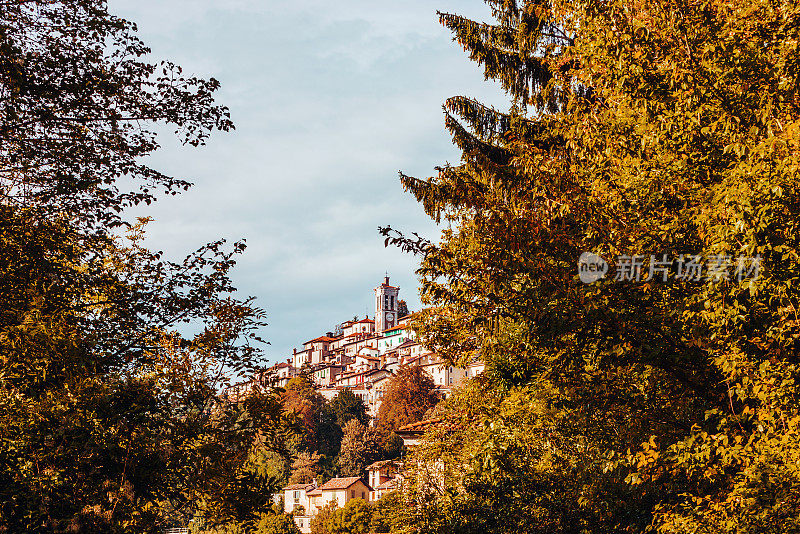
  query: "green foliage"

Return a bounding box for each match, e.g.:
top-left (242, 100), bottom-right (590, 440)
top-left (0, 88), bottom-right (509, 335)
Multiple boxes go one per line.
top-left (250, 448), bottom-right (294, 489)
top-left (310, 501), bottom-right (337, 534)
top-left (387, 0), bottom-right (800, 532)
top-left (283, 375), bottom-right (341, 459)
top-left (254, 513), bottom-right (301, 534)
top-left (337, 419), bottom-right (381, 478)
top-left (328, 388), bottom-right (369, 428)
top-left (325, 499), bottom-right (373, 534)
top-left (0, 1), bottom-right (294, 532)
top-left (369, 492), bottom-right (406, 534)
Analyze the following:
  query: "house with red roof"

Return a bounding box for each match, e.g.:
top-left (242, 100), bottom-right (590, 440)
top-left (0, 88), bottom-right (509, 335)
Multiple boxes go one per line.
top-left (316, 476), bottom-right (371, 509)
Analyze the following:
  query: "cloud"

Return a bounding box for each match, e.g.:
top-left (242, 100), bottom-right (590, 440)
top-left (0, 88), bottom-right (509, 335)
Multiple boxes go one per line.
top-left (110, 0), bottom-right (507, 363)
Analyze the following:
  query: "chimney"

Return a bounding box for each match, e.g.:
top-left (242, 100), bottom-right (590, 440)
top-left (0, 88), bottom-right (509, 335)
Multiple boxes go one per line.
top-left (293, 348), bottom-right (297, 355)
top-left (326, 331), bottom-right (334, 337)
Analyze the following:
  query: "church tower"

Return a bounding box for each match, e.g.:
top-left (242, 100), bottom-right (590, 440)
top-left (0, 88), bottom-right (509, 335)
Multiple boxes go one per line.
top-left (374, 275), bottom-right (400, 333)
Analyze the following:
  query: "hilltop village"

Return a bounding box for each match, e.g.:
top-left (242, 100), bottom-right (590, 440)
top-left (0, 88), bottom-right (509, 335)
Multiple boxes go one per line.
top-left (225, 277), bottom-right (485, 533)
top-left (227, 276), bottom-right (485, 419)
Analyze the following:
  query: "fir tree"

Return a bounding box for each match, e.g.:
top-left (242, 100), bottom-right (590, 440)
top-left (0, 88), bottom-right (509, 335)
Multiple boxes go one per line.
top-left (389, 0), bottom-right (800, 532)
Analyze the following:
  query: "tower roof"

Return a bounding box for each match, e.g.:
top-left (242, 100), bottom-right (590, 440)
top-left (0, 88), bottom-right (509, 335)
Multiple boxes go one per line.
top-left (377, 275), bottom-right (399, 290)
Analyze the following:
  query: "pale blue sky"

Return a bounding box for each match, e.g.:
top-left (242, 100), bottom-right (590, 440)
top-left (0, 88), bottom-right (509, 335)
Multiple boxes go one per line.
top-left (108, 0), bottom-right (507, 365)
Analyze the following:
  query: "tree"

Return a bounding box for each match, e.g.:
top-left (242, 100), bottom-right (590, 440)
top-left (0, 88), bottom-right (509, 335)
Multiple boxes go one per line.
top-left (251, 448), bottom-right (294, 489)
top-left (282, 375), bottom-right (341, 459)
top-left (328, 388), bottom-right (369, 428)
top-left (0, 0), bottom-right (232, 237)
top-left (369, 491), bottom-right (405, 534)
top-left (310, 501), bottom-right (337, 534)
top-left (288, 451), bottom-right (322, 485)
top-left (377, 366), bottom-right (439, 432)
top-left (397, 300), bottom-right (410, 318)
top-left (337, 419), bottom-right (381, 477)
top-left (384, 0), bottom-right (800, 532)
top-left (325, 499), bottom-right (373, 534)
top-left (0, 1), bottom-right (282, 532)
top-left (254, 513), bottom-right (301, 534)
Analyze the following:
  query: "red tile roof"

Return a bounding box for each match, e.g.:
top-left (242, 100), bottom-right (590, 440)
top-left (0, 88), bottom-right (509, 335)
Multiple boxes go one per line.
top-left (379, 283), bottom-right (399, 289)
top-left (317, 477), bottom-right (366, 491)
top-left (283, 483), bottom-right (315, 491)
top-left (304, 335), bottom-right (336, 345)
top-left (396, 417), bottom-right (445, 434)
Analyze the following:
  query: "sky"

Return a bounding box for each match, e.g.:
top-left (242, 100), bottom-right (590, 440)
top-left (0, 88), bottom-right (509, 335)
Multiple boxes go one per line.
top-left (107, 0), bottom-right (508, 366)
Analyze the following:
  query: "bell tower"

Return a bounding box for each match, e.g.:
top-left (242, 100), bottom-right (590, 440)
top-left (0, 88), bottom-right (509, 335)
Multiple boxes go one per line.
top-left (375, 275), bottom-right (400, 333)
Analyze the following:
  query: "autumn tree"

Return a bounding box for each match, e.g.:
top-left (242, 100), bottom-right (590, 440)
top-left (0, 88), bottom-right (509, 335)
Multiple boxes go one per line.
top-left (0, 0), bottom-right (284, 532)
top-left (288, 451), bottom-right (323, 485)
top-left (385, 0), bottom-right (800, 532)
top-left (377, 366), bottom-right (439, 432)
top-left (282, 375), bottom-right (326, 448)
top-left (282, 374), bottom-right (341, 467)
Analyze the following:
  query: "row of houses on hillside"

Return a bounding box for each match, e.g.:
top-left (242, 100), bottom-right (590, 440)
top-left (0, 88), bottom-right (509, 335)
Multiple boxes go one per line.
top-left (225, 276), bottom-right (485, 415)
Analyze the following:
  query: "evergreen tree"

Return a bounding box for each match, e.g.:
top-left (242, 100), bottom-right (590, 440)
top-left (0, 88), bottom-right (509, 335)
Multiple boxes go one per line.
top-left (337, 419), bottom-right (381, 478)
top-left (387, 0), bottom-right (800, 532)
top-left (328, 388), bottom-right (369, 428)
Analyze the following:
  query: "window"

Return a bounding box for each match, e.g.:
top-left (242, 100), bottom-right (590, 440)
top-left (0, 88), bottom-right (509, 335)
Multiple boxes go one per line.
top-left (294, 490), bottom-right (300, 504)
top-left (362, 491), bottom-right (365, 499)
top-left (351, 490), bottom-right (355, 499)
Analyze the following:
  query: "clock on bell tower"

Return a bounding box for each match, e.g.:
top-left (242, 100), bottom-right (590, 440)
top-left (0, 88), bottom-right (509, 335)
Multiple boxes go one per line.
top-left (375, 275), bottom-right (400, 333)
